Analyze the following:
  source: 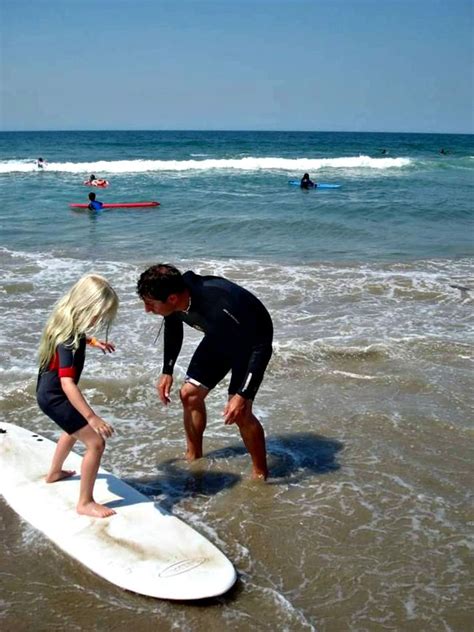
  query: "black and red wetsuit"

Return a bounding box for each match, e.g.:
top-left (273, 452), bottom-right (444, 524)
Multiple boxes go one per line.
top-left (36, 336), bottom-right (88, 434)
top-left (162, 271), bottom-right (273, 399)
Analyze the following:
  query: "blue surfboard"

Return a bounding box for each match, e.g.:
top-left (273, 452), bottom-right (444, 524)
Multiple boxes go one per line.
top-left (288, 180), bottom-right (341, 189)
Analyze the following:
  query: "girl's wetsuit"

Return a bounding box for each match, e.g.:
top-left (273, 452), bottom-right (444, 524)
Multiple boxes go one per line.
top-left (37, 336), bottom-right (88, 434)
top-left (162, 271), bottom-right (273, 399)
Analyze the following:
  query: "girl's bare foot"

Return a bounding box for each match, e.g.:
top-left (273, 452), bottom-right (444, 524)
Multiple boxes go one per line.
top-left (45, 469), bottom-right (76, 483)
top-left (77, 501), bottom-right (116, 518)
top-left (251, 469), bottom-right (268, 481)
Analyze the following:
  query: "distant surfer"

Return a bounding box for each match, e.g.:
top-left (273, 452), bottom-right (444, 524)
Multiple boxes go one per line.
top-left (300, 173), bottom-right (315, 189)
top-left (36, 274), bottom-right (119, 518)
top-left (137, 264), bottom-right (273, 480)
top-left (440, 148), bottom-right (448, 155)
top-left (86, 174), bottom-right (109, 187)
top-left (37, 157), bottom-right (45, 169)
top-left (88, 192), bottom-right (103, 211)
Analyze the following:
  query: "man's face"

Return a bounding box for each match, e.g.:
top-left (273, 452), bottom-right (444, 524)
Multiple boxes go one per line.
top-left (142, 295), bottom-right (176, 317)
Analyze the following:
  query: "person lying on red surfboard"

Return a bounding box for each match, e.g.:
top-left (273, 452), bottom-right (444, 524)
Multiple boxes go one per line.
top-left (84, 174), bottom-right (109, 187)
top-left (88, 192), bottom-right (104, 211)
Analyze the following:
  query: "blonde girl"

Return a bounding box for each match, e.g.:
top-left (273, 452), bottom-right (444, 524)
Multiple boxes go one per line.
top-left (37, 274), bottom-right (119, 518)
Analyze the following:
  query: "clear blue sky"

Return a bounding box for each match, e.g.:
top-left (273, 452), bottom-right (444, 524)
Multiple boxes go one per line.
top-left (1, 0), bottom-right (473, 133)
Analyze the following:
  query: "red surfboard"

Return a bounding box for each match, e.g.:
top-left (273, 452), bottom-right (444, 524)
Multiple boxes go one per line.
top-left (70, 202), bottom-right (160, 209)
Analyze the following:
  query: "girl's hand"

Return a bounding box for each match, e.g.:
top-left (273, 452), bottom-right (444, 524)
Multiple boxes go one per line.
top-left (89, 415), bottom-right (114, 439)
top-left (89, 338), bottom-right (116, 354)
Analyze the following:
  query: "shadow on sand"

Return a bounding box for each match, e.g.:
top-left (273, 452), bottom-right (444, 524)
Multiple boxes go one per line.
top-left (126, 431), bottom-right (343, 510)
top-left (124, 462), bottom-right (241, 513)
top-left (207, 431), bottom-right (343, 484)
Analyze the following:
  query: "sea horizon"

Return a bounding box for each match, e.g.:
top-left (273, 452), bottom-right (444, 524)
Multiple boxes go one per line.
top-left (2, 128), bottom-right (473, 135)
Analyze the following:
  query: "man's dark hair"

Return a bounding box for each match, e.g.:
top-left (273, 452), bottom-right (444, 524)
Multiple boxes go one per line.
top-left (137, 264), bottom-right (185, 301)
top-left (88, 192), bottom-right (96, 201)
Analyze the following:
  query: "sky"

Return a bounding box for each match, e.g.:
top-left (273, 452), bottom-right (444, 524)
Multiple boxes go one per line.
top-left (0, 0), bottom-right (473, 133)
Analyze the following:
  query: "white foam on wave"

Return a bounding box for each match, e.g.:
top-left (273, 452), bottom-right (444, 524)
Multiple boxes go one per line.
top-left (0, 155), bottom-right (411, 174)
top-left (331, 370), bottom-right (380, 380)
top-left (1, 247), bottom-right (472, 386)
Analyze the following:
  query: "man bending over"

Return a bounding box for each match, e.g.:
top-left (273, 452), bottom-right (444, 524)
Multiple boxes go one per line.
top-left (137, 264), bottom-right (273, 480)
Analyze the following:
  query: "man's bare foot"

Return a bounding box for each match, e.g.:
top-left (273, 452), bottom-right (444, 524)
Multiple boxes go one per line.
top-left (185, 449), bottom-right (203, 462)
top-left (45, 469), bottom-right (76, 483)
top-left (251, 469), bottom-right (268, 481)
top-left (77, 501), bottom-right (116, 518)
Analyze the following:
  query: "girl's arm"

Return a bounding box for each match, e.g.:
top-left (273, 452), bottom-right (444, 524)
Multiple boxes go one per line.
top-left (87, 337), bottom-right (115, 354)
top-left (60, 377), bottom-right (114, 438)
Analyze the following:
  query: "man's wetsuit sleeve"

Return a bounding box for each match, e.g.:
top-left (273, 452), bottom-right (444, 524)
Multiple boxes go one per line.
top-left (237, 340), bottom-right (273, 400)
top-left (206, 298), bottom-right (273, 400)
top-left (162, 314), bottom-right (183, 375)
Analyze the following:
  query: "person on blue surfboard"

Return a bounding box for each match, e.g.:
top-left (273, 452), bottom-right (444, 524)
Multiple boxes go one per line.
top-left (300, 173), bottom-right (315, 189)
top-left (88, 192), bottom-right (103, 211)
top-left (137, 264), bottom-right (273, 480)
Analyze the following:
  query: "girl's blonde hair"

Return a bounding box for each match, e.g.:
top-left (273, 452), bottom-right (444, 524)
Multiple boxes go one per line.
top-left (38, 274), bottom-right (119, 369)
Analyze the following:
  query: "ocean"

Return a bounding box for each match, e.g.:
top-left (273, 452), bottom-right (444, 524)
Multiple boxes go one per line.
top-left (0, 130), bottom-right (473, 631)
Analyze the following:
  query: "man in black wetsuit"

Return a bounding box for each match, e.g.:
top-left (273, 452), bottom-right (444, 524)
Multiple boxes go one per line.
top-left (137, 264), bottom-right (273, 479)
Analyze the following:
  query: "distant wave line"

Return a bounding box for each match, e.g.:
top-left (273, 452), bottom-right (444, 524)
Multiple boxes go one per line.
top-left (0, 155), bottom-right (411, 174)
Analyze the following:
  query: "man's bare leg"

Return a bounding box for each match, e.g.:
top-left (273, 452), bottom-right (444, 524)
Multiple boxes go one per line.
top-left (235, 403), bottom-right (268, 480)
top-left (45, 432), bottom-right (77, 482)
top-left (180, 382), bottom-right (208, 460)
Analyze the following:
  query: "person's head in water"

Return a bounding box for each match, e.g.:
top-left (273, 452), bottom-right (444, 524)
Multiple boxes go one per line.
top-left (88, 192), bottom-right (96, 201)
top-left (90, 174), bottom-right (96, 181)
top-left (303, 173), bottom-right (309, 179)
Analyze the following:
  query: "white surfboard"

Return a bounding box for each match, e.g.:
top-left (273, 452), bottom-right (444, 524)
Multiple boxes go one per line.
top-left (0, 423), bottom-right (236, 600)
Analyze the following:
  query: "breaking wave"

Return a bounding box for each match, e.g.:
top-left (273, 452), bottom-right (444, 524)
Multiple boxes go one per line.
top-left (0, 155), bottom-right (411, 174)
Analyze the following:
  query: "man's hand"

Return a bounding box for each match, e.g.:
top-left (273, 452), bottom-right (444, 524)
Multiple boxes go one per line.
top-left (157, 374), bottom-right (173, 405)
top-left (223, 394), bottom-right (248, 425)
